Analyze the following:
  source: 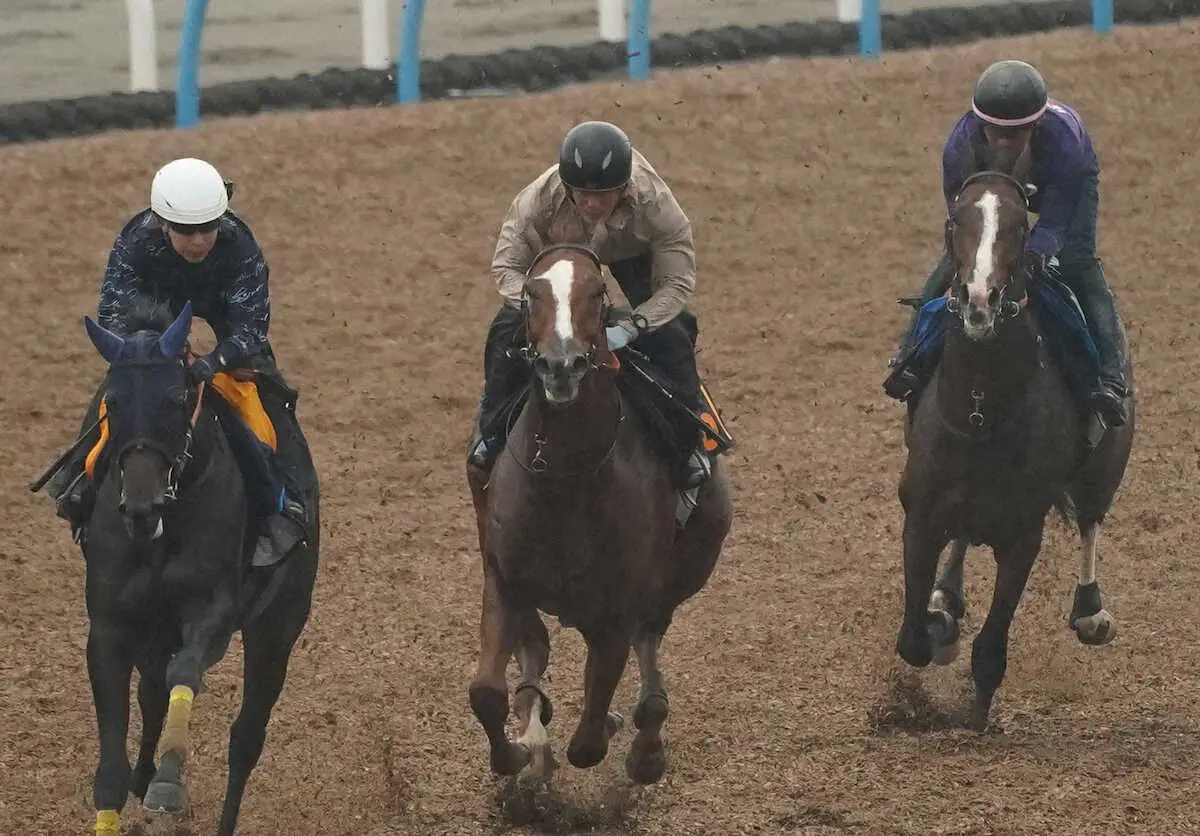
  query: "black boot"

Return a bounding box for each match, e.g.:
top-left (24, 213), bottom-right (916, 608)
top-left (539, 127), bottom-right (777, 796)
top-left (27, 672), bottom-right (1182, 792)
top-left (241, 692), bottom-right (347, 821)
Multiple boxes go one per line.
top-left (252, 493), bottom-right (308, 568)
top-left (682, 443), bottom-right (712, 490)
top-left (467, 305), bottom-right (529, 473)
top-left (48, 462), bottom-right (92, 540)
top-left (467, 396), bottom-right (504, 472)
top-left (1073, 261), bottom-right (1129, 427)
top-left (883, 252), bottom-right (954, 402)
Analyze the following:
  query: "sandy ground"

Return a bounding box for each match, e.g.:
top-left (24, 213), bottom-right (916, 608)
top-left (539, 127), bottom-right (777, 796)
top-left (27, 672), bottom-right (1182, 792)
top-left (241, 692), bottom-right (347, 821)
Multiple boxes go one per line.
top-left (3, 18), bottom-right (1200, 836)
top-left (0, 0), bottom-right (1054, 104)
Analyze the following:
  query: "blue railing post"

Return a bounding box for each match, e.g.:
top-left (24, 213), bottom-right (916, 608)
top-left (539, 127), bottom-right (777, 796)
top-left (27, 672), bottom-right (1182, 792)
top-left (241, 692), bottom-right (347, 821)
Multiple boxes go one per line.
top-left (398, 0), bottom-right (427, 103)
top-left (177, 0), bottom-right (210, 128)
top-left (1093, 0), bottom-right (1113, 33)
top-left (859, 0), bottom-right (881, 58)
top-left (628, 0), bottom-right (651, 82)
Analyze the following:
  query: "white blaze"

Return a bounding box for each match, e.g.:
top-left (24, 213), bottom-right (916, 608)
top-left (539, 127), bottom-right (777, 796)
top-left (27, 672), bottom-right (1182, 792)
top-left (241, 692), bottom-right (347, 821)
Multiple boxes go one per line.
top-left (968, 191), bottom-right (1001, 308)
top-left (534, 259), bottom-right (576, 342)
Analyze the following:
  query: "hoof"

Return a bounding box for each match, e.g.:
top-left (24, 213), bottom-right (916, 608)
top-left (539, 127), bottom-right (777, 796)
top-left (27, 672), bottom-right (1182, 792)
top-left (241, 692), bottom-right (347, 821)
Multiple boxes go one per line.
top-left (491, 742), bottom-right (532, 777)
top-left (625, 736), bottom-right (667, 784)
top-left (567, 738), bottom-right (608, 770)
top-left (1072, 608), bottom-right (1117, 646)
top-left (142, 779), bottom-right (187, 815)
top-left (968, 691), bottom-right (995, 733)
top-left (568, 717), bottom-right (622, 770)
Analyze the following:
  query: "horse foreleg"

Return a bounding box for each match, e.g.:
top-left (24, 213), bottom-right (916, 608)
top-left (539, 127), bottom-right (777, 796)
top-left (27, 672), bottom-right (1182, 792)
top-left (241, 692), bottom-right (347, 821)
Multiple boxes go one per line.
top-left (144, 591), bottom-right (236, 815)
top-left (970, 527), bottom-right (1043, 731)
top-left (567, 632), bottom-right (629, 770)
top-left (929, 539), bottom-right (968, 665)
top-left (625, 628), bottom-right (669, 784)
top-left (1070, 522), bottom-right (1118, 646)
top-left (468, 568), bottom-right (530, 776)
top-left (88, 620), bottom-right (136, 835)
top-left (512, 612), bottom-right (555, 779)
top-left (895, 518), bottom-right (956, 669)
top-left (130, 658), bottom-right (169, 801)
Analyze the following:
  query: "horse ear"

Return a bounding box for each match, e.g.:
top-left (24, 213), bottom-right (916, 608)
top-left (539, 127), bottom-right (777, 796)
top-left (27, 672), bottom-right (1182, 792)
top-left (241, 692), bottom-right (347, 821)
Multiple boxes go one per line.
top-left (84, 316), bottom-right (125, 363)
top-left (158, 302), bottom-right (193, 359)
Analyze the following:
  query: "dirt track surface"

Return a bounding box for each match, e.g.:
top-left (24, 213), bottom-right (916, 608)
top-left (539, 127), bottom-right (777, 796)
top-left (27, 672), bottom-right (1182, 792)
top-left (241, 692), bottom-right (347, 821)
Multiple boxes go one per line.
top-left (3, 22), bottom-right (1200, 835)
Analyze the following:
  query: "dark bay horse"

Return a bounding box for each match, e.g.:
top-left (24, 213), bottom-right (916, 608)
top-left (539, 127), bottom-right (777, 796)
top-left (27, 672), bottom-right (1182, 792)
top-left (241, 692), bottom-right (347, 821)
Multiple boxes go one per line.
top-left (77, 302), bottom-right (319, 835)
top-left (466, 244), bottom-right (733, 784)
top-left (895, 172), bottom-right (1135, 730)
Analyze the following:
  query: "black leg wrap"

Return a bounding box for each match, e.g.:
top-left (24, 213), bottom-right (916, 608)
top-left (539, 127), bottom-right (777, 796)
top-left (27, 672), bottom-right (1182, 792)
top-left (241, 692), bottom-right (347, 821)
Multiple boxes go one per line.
top-left (514, 681), bottom-right (553, 726)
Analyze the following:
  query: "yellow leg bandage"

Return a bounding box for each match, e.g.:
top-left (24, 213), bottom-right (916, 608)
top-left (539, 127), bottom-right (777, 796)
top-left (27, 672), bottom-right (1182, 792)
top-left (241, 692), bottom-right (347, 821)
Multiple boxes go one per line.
top-left (95, 809), bottom-right (120, 834)
top-left (162, 685), bottom-right (195, 755)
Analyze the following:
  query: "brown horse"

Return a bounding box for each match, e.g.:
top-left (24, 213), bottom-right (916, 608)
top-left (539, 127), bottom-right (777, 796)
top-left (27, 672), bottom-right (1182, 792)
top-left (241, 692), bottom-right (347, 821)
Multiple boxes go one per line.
top-left (466, 243), bottom-right (733, 784)
top-left (895, 172), bottom-right (1135, 730)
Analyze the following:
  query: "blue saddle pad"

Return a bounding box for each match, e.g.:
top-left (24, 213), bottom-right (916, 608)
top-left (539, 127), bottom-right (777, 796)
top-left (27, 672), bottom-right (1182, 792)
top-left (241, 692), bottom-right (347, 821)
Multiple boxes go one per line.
top-left (911, 277), bottom-right (1101, 396)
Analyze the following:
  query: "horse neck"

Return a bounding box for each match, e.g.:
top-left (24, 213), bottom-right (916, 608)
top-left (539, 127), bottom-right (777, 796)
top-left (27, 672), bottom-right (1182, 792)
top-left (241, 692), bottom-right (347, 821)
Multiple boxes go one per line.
top-left (939, 312), bottom-right (1042, 422)
top-left (515, 369), bottom-right (622, 475)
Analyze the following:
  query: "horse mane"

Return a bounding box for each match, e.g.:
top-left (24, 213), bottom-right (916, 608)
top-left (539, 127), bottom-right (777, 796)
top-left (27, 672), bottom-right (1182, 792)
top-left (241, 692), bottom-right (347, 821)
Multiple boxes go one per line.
top-left (124, 298), bottom-right (178, 334)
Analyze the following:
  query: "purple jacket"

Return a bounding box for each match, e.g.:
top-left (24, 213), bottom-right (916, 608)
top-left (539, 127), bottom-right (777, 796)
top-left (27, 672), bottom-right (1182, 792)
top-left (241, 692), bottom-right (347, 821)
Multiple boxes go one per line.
top-left (941, 99), bottom-right (1099, 257)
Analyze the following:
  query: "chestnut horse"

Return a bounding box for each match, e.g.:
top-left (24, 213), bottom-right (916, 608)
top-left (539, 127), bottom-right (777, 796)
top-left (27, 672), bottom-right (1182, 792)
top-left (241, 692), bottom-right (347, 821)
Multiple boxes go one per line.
top-left (466, 243), bottom-right (733, 784)
top-left (895, 172), bottom-right (1135, 729)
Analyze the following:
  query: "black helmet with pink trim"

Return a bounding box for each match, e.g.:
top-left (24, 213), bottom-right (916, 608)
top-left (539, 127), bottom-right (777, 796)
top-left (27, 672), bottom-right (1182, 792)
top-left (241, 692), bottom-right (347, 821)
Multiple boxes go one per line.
top-left (972, 60), bottom-right (1048, 127)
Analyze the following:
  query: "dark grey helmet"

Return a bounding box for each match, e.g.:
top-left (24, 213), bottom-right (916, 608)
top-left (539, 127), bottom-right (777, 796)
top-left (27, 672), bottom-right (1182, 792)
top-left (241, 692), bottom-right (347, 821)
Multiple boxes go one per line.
top-left (972, 60), bottom-right (1048, 126)
top-left (558, 121), bottom-right (633, 191)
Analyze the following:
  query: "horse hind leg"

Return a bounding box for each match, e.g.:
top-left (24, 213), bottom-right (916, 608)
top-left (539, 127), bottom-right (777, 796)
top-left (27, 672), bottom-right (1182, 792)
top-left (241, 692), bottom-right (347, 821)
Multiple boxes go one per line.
top-left (625, 628), bottom-right (669, 785)
top-left (512, 612), bottom-right (556, 780)
top-left (215, 593), bottom-right (311, 836)
top-left (1069, 521), bottom-right (1117, 646)
top-left (469, 568), bottom-right (532, 776)
top-left (567, 632), bottom-right (630, 770)
top-left (929, 540), bottom-right (968, 665)
top-left (969, 528), bottom-right (1042, 731)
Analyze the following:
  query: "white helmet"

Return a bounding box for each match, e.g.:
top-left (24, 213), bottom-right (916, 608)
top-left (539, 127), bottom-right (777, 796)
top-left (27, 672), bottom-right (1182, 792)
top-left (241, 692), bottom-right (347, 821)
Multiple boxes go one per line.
top-left (150, 157), bottom-right (229, 225)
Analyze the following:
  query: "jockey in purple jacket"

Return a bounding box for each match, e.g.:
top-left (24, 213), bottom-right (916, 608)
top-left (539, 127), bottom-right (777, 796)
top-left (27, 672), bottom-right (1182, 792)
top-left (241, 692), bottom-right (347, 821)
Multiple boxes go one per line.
top-left (884, 59), bottom-right (1129, 428)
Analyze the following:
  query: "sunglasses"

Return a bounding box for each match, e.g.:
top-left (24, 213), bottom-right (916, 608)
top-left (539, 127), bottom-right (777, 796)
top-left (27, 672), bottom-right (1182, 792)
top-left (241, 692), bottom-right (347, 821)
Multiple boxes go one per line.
top-left (166, 220), bottom-right (219, 236)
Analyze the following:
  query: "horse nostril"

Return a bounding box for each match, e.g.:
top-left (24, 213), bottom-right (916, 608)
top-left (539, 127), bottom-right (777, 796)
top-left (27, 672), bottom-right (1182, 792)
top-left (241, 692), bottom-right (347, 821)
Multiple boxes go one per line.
top-left (533, 356), bottom-right (551, 375)
top-left (571, 355), bottom-right (588, 373)
top-left (987, 287), bottom-right (1000, 306)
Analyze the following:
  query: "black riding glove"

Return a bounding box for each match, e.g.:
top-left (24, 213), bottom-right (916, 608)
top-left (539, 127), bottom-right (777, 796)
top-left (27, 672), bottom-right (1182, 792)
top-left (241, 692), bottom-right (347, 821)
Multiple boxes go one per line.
top-left (1025, 251), bottom-right (1060, 281)
top-left (189, 352), bottom-right (222, 384)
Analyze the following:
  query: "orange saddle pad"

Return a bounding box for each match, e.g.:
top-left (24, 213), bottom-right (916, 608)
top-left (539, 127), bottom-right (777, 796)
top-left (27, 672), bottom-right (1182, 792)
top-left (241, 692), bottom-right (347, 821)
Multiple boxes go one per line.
top-left (84, 372), bottom-right (277, 478)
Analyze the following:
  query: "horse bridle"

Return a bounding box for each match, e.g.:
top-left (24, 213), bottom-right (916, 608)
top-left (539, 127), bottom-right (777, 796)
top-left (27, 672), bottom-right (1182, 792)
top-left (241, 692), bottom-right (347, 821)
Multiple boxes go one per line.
top-left (508, 243), bottom-right (626, 477)
top-left (944, 171), bottom-right (1032, 323)
top-left (518, 243), bottom-right (616, 373)
top-left (112, 353), bottom-right (206, 509)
